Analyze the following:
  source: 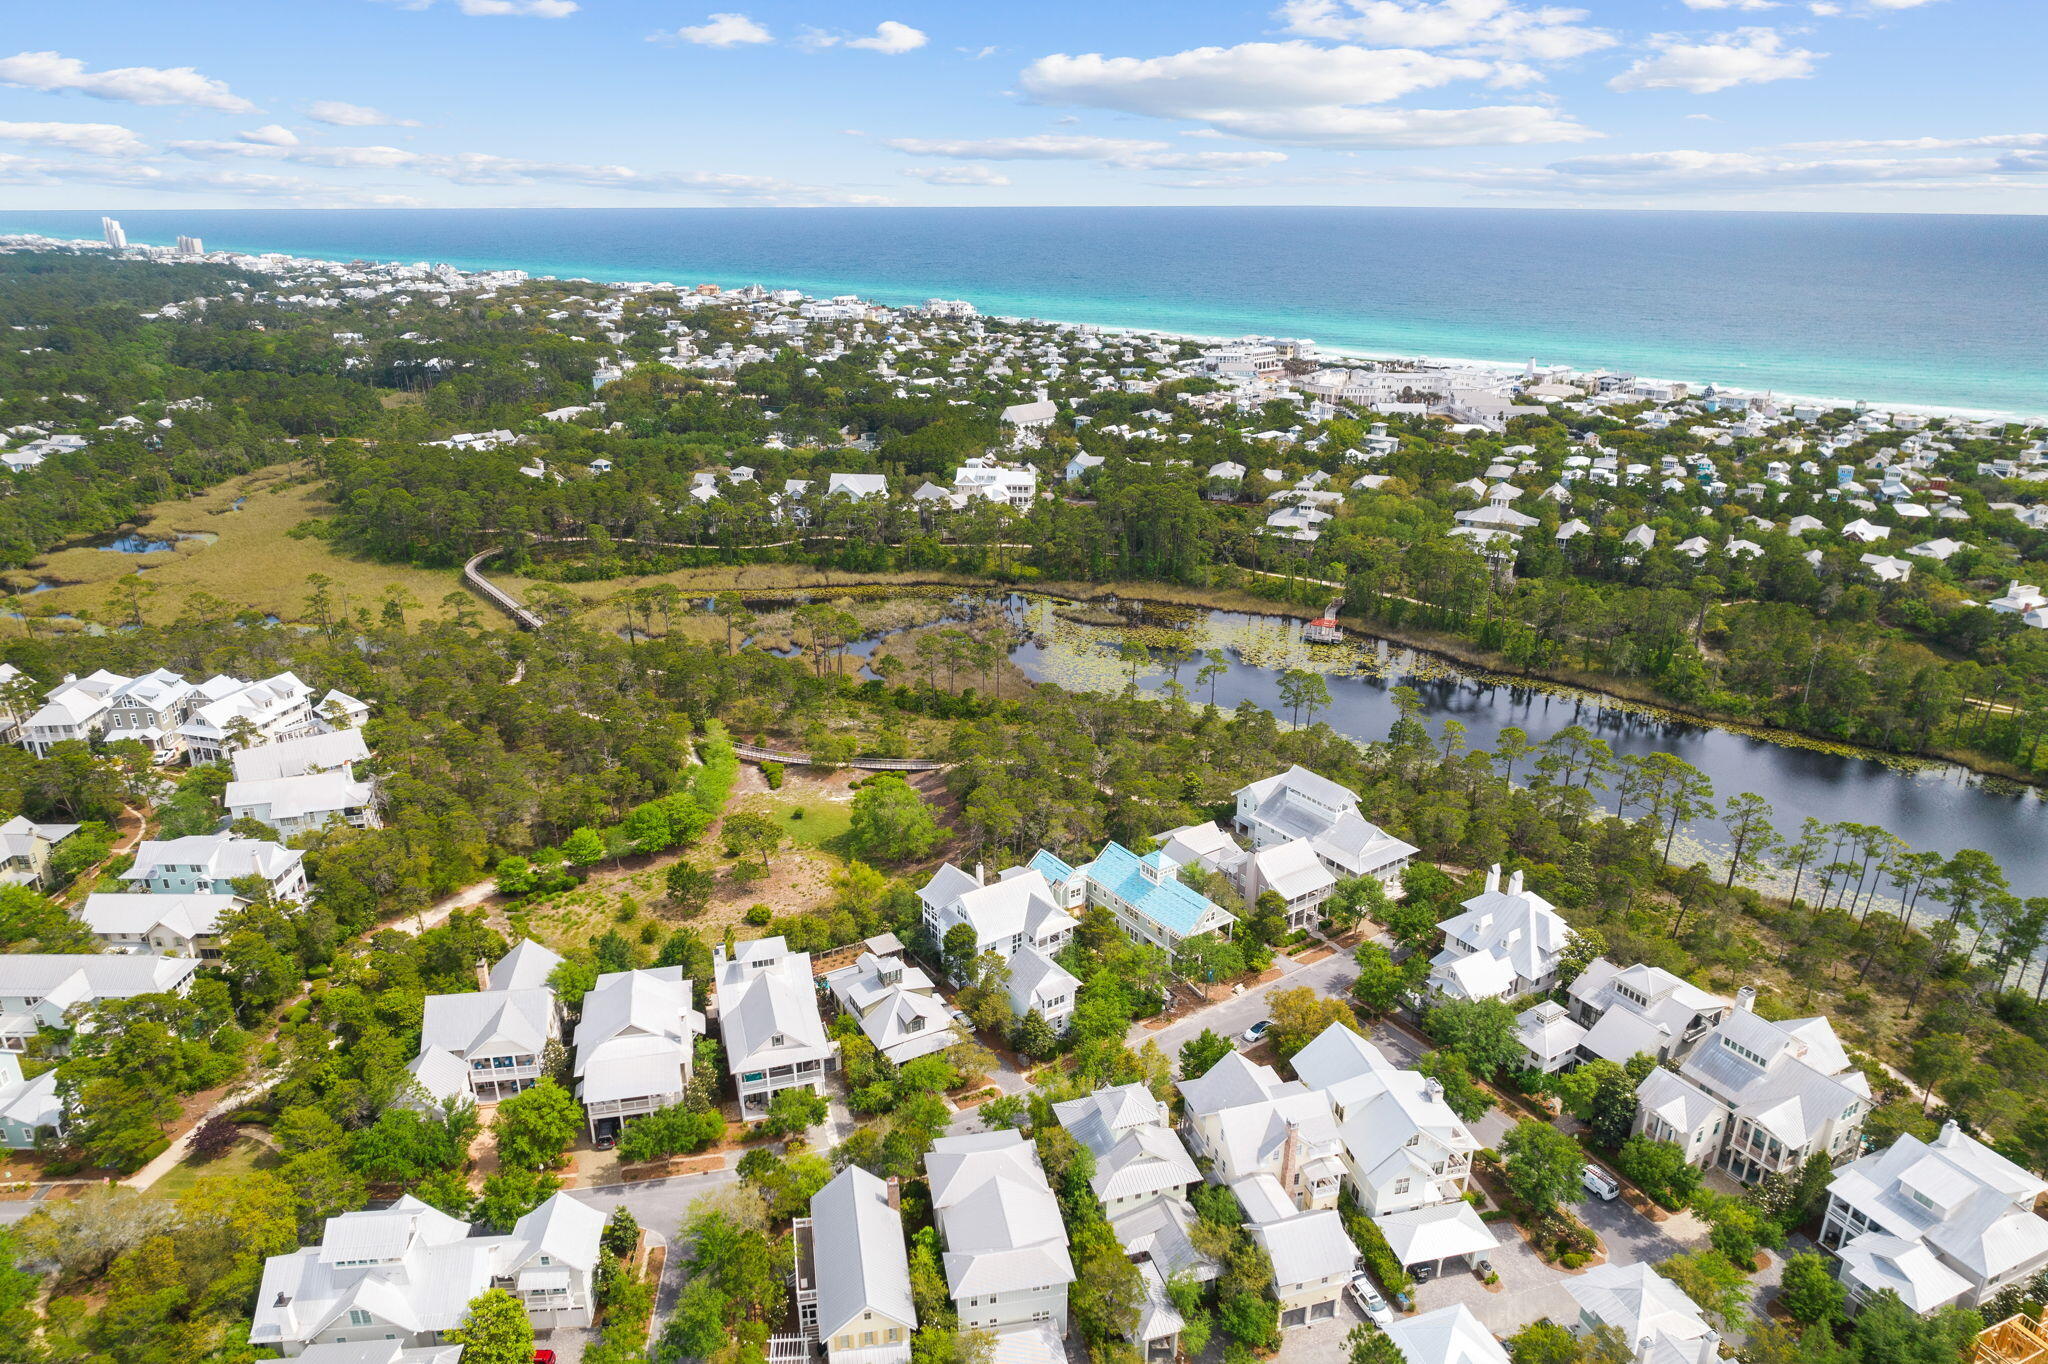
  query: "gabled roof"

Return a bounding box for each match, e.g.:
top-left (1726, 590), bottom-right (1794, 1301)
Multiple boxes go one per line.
top-left (1828, 1121), bottom-right (2048, 1283)
top-left (1384, 1304), bottom-right (1512, 1364)
top-left (573, 967), bottom-right (701, 1104)
top-left (77, 892), bottom-right (242, 943)
top-left (926, 1131), bottom-right (1074, 1298)
top-left (1565, 1263), bottom-right (1717, 1364)
top-left (231, 728), bottom-right (370, 782)
top-left (716, 941), bottom-right (831, 1070)
top-left (811, 1166), bottom-right (917, 1336)
top-left (490, 938), bottom-right (565, 992)
top-left (419, 986), bottom-right (556, 1059)
top-left (1837, 1232), bottom-right (1971, 1314)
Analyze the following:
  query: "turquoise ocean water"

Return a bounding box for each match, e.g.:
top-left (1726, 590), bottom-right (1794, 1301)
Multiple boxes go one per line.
top-left (4, 206), bottom-right (2043, 416)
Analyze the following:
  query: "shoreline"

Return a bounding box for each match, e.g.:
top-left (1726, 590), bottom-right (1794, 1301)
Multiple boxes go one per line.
top-left (7, 227), bottom-right (2041, 424)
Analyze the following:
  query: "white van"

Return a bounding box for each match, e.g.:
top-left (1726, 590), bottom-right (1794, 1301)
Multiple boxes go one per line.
top-left (1581, 1164), bottom-right (1620, 1201)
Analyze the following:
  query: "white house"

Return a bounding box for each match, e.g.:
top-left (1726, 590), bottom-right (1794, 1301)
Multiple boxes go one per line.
top-left (1566, 958), bottom-right (1728, 1067)
top-left (1426, 866), bottom-right (1570, 1002)
top-left (713, 937), bottom-right (836, 1118)
top-left (413, 942), bottom-right (563, 1103)
top-left (231, 728), bottom-right (371, 782)
top-left (1289, 1023), bottom-right (1494, 1274)
top-left (0, 816), bottom-right (81, 889)
top-left (1234, 1171), bottom-right (1358, 1330)
top-left (999, 391), bottom-right (1057, 448)
top-left (1052, 1084), bottom-right (1213, 1358)
top-left (248, 1192), bottom-right (604, 1355)
top-left (573, 966), bottom-right (704, 1141)
top-left (123, 835), bottom-right (309, 901)
top-left (0, 1051), bottom-right (61, 1148)
top-left (1565, 1262), bottom-right (1719, 1364)
top-left (0, 953), bottom-right (198, 1051)
top-left (1233, 767), bottom-right (1415, 891)
top-left (1237, 838), bottom-right (1337, 932)
top-left (795, 1167), bottom-right (917, 1364)
top-left (1514, 1000), bottom-right (1588, 1074)
top-left (926, 1130), bottom-right (1074, 1339)
top-left (76, 891), bottom-right (243, 960)
top-left (953, 456), bottom-right (1038, 509)
top-left (822, 947), bottom-right (959, 1065)
top-left (225, 770), bottom-right (380, 836)
top-left (1820, 1120), bottom-right (2048, 1313)
top-left (1633, 988), bottom-right (1869, 1185)
top-left (917, 863), bottom-right (1080, 1028)
top-left (1178, 1051), bottom-right (1345, 1210)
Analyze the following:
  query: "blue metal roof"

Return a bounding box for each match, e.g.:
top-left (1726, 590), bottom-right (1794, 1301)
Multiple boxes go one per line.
top-left (1028, 849), bottom-right (1075, 882)
top-left (1075, 841), bottom-right (1228, 938)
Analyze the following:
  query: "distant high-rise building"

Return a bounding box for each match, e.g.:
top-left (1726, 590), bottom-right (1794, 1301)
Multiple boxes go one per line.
top-left (175, 235), bottom-right (204, 256)
top-left (101, 217), bottom-right (127, 249)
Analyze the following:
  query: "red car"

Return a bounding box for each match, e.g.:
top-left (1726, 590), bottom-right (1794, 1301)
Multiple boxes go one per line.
top-left (533, 1351), bottom-right (557, 1364)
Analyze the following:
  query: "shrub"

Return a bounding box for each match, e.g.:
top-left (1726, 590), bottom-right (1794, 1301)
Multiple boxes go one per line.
top-left (744, 903), bottom-right (772, 926)
top-left (761, 761), bottom-right (785, 790)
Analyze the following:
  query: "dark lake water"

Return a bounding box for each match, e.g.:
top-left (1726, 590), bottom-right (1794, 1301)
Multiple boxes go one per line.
top-left (990, 597), bottom-right (2045, 897)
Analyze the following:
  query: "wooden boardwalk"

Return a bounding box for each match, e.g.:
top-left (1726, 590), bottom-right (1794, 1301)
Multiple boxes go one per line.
top-left (731, 742), bottom-right (946, 772)
top-left (462, 548), bottom-right (544, 630)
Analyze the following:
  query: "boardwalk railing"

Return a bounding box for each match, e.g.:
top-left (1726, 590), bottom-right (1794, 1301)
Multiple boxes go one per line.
top-left (463, 548), bottom-right (544, 630)
top-left (731, 742), bottom-right (946, 772)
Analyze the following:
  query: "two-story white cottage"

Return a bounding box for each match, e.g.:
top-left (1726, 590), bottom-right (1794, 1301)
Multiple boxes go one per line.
top-left (1178, 1051), bottom-right (1346, 1210)
top-left (572, 966), bottom-right (703, 1142)
top-left (0, 1051), bottom-right (61, 1149)
top-left (927, 1130), bottom-right (1074, 1348)
top-left (822, 948), bottom-right (958, 1066)
top-left (1232, 766), bottom-right (1416, 891)
top-left (1566, 958), bottom-right (1729, 1067)
top-left (1290, 1023), bottom-right (1496, 1276)
top-left (248, 1192), bottom-right (604, 1355)
top-left (1633, 989), bottom-right (1869, 1186)
top-left (1427, 866), bottom-right (1570, 1002)
top-left (917, 863), bottom-right (1080, 1030)
top-left (1821, 1121), bottom-right (2048, 1314)
top-left (411, 943), bottom-right (564, 1104)
top-left (713, 937), bottom-right (836, 1118)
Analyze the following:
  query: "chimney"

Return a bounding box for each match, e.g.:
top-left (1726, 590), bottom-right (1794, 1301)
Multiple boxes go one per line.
top-left (1735, 985), bottom-right (1756, 1013)
top-left (886, 1176), bottom-right (901, 1211)
top-left (1425, 1078), bottom-right (1443, 1103)
top-left (1508, 869), bottom-right (1524, 897)
top-left (1484, 864), bottom-right (1501, 895)
top-left (475, 955), bottom-right (491, 992)
top-left (973, 862), bottom-right (986, 887)
top-left (1278, 1121), bottom-right (1303, 1205)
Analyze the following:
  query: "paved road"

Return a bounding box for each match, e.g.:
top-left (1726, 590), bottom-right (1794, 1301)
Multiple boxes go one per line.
top-left (1132, 939), bottom-right (1370, 1058)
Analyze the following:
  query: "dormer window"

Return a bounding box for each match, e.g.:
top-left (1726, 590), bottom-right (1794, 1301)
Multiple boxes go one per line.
top-left (770, 1033), bottom-right (785, 1047)
top-left (1721, 1036), bottom-right (1769, 1068)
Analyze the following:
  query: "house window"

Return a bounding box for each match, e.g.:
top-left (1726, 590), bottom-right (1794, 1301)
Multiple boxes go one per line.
top-left (348, 1310), bottom-right (374, 1327)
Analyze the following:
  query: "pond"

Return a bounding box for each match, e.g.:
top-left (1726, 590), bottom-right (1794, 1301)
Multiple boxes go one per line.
top-left (996, 595), bottom-right (2045, 898)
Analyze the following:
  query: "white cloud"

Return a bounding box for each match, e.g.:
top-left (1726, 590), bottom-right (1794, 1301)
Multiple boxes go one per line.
top-left (660, 12), bottom-right (773, 47)
top-left (239, 124), bottom-right (300, 146)
top-left (846, 21), bottom-right (928, 54)
top-left (306, 100), bottom-right (420, 127)
top-left (453, 0), bottom-right (578, 15)
top-left (167, 137), bottom-right (890, 204)
top-left (0, 50), bottom-right (256, 113)
top-left (883, 133), bottom-right (1172, 161)
top-left (1808, 2), bottom-right (1842, 12)
top-left (1424, 142), bottom-right (2048, 197)
top-left (1779, 132), bottom-right (2048, 152)
top-left (1680, 0), bottom-right (1779, 9)
top-left (1020, 42), bottom-right (1594, 148)
top-left (1609, 28), bottom-right (1821, 93)
top-left (1275, 0), bottom-right (1616, 61)
top-left (901, 164), bottom-right (1011, 185)
top-left (803, 20), bottom-right (929, 54)
top-left (882, 132), bottom-right (1291, 170)
top-left (0, 120), bottom-right (144, 156)
top-left (1867, 0), bottom-right (1943, 8)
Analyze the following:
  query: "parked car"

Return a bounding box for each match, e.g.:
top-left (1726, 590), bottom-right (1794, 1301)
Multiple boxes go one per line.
top-left (1346, 1272), bottom-right (1395, 1326)
top-left (1241, 1019), bottom-right (1271, 1045)
top-left (1412, 1263), bottom-right (1434, 1284)
top-left (1473, 1256), bottom-right (1493, 1280)
top-left (1581, 1164), bottom-right (1620, 1201)
top-left (534, 1352), bottom-right (558, 1364)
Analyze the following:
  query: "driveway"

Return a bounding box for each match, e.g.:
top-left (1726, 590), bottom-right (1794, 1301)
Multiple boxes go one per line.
top-left (571, 1166), bottom-right (737, 1320)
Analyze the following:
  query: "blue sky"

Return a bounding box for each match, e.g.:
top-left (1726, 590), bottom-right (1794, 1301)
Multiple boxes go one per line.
top-left (0, 0), bottom-right (2040, 212)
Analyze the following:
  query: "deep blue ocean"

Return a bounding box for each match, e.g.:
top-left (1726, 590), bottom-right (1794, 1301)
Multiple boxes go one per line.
top-left (4, 206), bottom-right (2044, 416)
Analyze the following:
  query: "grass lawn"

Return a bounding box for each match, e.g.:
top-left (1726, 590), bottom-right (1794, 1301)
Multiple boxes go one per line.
top-left (151, 1135), bottom-right (279, 1199)
top-left (732, 790), bottom-right (854, 855)
top-left (4, 462), bottom-right (471, 627)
